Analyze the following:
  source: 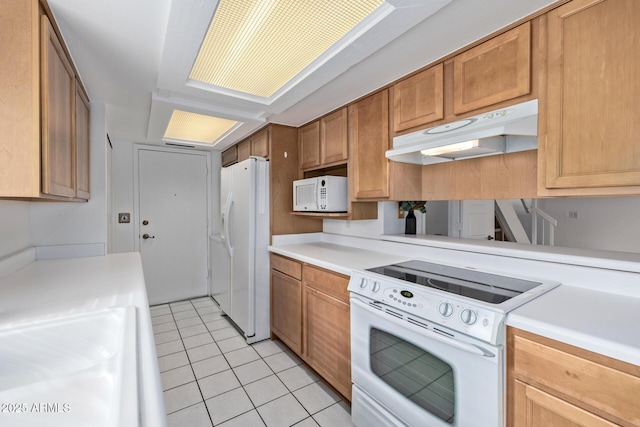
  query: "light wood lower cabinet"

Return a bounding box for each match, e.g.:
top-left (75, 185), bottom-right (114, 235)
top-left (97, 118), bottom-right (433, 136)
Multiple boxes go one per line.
top-left (270, 254), bottom-right (352, 401)
top-left (271, 268), bottom-right (302, 354)
top-left (508, 327), bottom-right (640, 427)
top-left (513, 380), bottom-right (616, 427)
top-left (303, 265), bottom-right (351, 400)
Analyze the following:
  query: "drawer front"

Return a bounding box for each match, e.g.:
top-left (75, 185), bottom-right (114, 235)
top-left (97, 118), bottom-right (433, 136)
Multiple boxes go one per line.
top-left (303, 264), bottom-right (349, 303)
top-left (270, 254), bottom-right (302, 280)
top-left (513, 333), bottom-right (640, 425)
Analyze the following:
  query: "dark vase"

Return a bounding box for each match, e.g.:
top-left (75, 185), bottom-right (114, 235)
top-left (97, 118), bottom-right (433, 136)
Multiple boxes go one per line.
top-left (405, 209), bottom-right (416, 235)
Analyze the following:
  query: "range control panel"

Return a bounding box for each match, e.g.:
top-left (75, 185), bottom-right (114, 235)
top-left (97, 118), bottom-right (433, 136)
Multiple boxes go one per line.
top-left (348, 272), bottom-right (504, 344)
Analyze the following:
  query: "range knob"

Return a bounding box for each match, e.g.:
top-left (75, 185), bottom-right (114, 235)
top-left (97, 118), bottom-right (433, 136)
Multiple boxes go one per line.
top-left (438, 302), bottom-right (454, 318)
top-left (372, 282), bottom-right (381, 293)
top-left (460, 309), bottom-right (478, 325)
top-left (359, 278), bottom-right (368, 289)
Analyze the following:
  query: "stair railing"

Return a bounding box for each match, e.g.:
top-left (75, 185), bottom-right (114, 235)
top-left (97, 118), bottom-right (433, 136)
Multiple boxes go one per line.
top-left (525, 199), bottom-right (557, 246)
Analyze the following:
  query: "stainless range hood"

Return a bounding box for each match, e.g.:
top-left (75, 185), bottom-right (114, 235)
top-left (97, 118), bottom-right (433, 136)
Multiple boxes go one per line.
top-left (386, 99), bottom-right (538, 165)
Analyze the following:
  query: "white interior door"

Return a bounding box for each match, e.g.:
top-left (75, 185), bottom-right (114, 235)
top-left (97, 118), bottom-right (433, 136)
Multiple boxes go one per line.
top-left (449, 200), bottom-right (495, 240)
top-left (138, 149), bottom-right (209, 305)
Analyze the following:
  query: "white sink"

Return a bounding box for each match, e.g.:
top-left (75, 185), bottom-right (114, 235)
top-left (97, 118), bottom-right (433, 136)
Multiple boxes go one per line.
top-left (0, 306), bottom-right (138, 427)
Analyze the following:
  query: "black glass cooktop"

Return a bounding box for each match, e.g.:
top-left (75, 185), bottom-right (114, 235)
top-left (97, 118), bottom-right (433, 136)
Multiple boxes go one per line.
top-left (366, 260), bottom-right (541, 304)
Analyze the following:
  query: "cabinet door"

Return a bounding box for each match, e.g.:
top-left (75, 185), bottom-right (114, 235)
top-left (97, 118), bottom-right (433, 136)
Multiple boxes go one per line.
top-left (544, 0), bottom-right (640, 189)
top-left (453, 22), bottom-right (531, 115)
top-left (303, 286), bottom-right (351, 400)
top-left (393, 63), bottom-right (444, 132)
top-left (237, 140), bottom-right (251, 163)
top-left (251, 128), bottom-right (269, 159)
top-left (75, 84), bottom-right (90, 200)
top-left (349, 90), bottom-right (390, 199)
top-left (41, 15), bottom-right (76, 198)
top-left (320, 108), bottom-right (348, 165)
top-left (271, 269), bottom-right (302, 354)
top-left (221, 146), bottom-right (237, 167)
top-left (513, 380), bottom-right (616, 427)
top-left (298, 121), bottom-right (320, 171)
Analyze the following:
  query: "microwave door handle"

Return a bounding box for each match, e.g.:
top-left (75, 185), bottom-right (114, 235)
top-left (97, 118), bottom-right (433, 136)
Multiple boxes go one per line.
top-left (350, 298), bottom-right (495, 358)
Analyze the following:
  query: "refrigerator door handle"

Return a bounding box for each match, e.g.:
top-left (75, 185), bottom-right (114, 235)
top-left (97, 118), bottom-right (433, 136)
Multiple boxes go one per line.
top-left (224, 192), bottom-right (233, 257)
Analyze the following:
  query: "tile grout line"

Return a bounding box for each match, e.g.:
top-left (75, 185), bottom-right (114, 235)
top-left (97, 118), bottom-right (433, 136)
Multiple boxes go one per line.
top-left (158, 296), bottom-right (345, 427)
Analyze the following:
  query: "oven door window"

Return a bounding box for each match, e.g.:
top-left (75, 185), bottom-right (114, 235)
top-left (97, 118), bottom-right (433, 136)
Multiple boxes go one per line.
top-left (370, 328), bottom-right (455, 424)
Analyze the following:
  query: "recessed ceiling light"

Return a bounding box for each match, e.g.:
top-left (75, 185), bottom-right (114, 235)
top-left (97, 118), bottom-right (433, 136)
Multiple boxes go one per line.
top-left (189, 0), bottom-right (384, 97)
top-left (163, 110), bottom-right (238, 144)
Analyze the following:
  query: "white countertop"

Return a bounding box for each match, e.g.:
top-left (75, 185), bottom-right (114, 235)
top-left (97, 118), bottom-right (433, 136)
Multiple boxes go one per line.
top-left (269, 241), bottom-right (411, 276)
top-left (0, 252), bottom-right (166, 427)
top-left (270, 233), bottom-right (640, 367)
top-left (507, 285), bottom-right (640, 366)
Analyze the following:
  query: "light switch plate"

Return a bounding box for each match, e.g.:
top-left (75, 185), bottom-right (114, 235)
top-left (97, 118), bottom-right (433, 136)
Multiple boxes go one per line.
top-left (118, 213), bottom-right (131, 224)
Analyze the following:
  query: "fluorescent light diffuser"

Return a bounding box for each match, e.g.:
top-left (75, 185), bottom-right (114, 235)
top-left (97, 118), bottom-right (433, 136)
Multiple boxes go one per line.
top-left (421, 140), bottom-right (480, 156)
top-left (190, 0), bottom-right (384, 97)
top-left (420, 136), bottom-right (506, 159)
top-left (163, 110), bottom-right (237, 144)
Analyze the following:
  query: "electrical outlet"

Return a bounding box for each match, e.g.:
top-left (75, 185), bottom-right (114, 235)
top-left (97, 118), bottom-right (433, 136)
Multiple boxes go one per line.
top-left (398, 202), bottom-right (405, 219)
top-left (118, 213), bottom-right (131, 224)
top-left (568, 211), bottom-right (578, 219)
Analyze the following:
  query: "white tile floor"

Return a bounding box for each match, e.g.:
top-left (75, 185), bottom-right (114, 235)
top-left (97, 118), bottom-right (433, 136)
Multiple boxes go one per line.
top-left (151, 297), bottom-right (354, 427)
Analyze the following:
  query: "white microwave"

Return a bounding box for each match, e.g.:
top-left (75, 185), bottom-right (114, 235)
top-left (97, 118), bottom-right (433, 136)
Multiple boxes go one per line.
top-left (293, 176), bottom-right (348, 212)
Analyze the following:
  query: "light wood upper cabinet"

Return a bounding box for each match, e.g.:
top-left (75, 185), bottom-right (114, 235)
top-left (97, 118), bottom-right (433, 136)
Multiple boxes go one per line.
top-left (298, 121), bottom-right (320, 171)
top-left (350, 90), bottom-right (422, 201)
top-left (221, 145), bottom-right (237, 167)
top-left (75, 83), bottom-right (90, 199)
top-left (508, 327), bottom-right (640, 427)
top-left (349, 90), bottom-right (390, 199)
top-left (541, 0), bottom-right (640, 194)
top-left (392, 63), bottom-right (444, 133)
top-left (41, 14), bottom-right (76, 198)
top-left (298, 108), bottom-right (348, 172)
top-left (454, 22), bottom-right (531, 115)
top-left (250, 128), bottom-right (269, 159)
top-left (237, 140), bottom-right (251, 163)
top-left (320, 108), bottom-right (348, 166)
top-left (0, 1), bottom-right (89, 201)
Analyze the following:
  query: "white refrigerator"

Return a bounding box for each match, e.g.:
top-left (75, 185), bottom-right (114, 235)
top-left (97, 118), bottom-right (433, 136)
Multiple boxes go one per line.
top-left (212, 157), bottom-right (270, 344)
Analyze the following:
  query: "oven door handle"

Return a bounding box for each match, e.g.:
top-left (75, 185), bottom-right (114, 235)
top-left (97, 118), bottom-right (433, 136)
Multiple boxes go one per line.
top-left (351, 298), bottom-right (496, 358)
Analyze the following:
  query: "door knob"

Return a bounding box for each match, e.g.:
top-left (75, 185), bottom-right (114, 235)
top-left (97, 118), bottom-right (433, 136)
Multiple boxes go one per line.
top-left (142, 233), bottom-right (155, 240)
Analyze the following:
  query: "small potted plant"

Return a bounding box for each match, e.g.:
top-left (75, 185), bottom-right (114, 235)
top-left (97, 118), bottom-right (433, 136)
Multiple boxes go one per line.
top-left (400, 201), bottom-right (427, 235)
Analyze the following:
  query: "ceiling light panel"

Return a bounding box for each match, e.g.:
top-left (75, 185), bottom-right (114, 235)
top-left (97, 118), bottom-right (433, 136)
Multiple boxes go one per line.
top-left (164, 110), bottom-right (237, 144)
top-left (190, 0), bottom-right (384, 97)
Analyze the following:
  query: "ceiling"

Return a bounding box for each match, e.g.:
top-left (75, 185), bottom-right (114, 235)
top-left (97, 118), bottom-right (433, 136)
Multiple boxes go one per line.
top-left (47, 0), bottom-right (557, 151)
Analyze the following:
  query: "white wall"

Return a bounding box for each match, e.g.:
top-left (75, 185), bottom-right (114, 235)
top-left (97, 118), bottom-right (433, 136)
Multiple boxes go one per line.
top-left (30, 102), bottom-right (108, 255)
top-left (111, 139), bottom-right (135, 253)
top-left (538, 197), bottom-right (640, 253)
top-left (0, 201), bottom-right (31, 258)
top-left (425, 200), bottom-right (449, 236)
top-left (323, 202), bottom-right (403, 238)
top-left (110, 141), bottom-right (220, 254)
